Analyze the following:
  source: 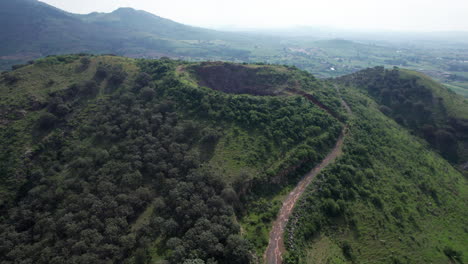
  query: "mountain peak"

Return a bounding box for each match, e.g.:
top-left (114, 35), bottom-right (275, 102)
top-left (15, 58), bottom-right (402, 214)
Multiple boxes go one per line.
top-left (113, 7), bottom-right (136, 13)
top-left (109, 7), bottom-right (158, 19)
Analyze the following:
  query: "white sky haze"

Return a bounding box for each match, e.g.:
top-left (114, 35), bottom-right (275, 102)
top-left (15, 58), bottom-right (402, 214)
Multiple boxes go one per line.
top-left (40, 0), bottom-right (468, 32)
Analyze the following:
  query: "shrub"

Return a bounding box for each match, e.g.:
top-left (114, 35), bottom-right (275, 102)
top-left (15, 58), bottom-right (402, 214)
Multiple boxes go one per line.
top-left (135, 72), bottom-right (152, 88)
top-left (323, 198), bottom-right (341, 217)
top-left (371, 195), bottom-right (384, 209)
top-left (443, 246), bottom-right (462, 262)
top-left (139, 87), bottom-right (155, 100)
top-left (3, 73), bottom-right (20, 85)
top-left (45, 79), bottom-right (55, 87)
top-left (79, 80), bottom-right (100, 97)
top-left (38, 112), bottom-right (58, 130)
top-left (76, 57), bottom-right (91, 72)
top-left (94, 64), bottom-right (108, 81)
top-left (48, 103), bottom-right (69, 117)
top-left (108, 66), bottom-right (128, 87)
top-left (341, 241), bottom-right (355, 261)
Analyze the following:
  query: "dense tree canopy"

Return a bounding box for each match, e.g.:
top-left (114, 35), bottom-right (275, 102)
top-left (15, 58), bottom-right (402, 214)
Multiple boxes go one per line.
top-left (0, 56), bottom-right (343, 263)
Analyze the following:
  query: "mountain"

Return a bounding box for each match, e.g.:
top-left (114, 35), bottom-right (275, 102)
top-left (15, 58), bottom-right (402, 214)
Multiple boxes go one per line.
top-left (0, 2), bottom-right (467, 262)
top-left (0, 55), bottom-right (466, 263)
top-left (287, 82), bottom-right (467, 263)
top-left (0, 0), bottom-right (253, 70)
top-left (336, 67), bottom-right (468, 165)
top-left (0, 55), bottom-right (343, 263)
top-left (0, 0), bottom-right (112, 56)
top-left (80, 7), bottom-right (228, 41)
top-left (1, 0), bottom-right (468, 98)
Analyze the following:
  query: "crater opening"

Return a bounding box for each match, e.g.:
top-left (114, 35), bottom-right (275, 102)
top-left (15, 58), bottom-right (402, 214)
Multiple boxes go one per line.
top-left (190, 62), bottom-right (298, 96)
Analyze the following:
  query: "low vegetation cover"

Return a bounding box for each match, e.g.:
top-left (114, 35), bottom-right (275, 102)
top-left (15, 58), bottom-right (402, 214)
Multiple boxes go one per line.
top-left (285, 87), bottom-right (468, 263)
top-left (0, 55), bottom-right (343, 263)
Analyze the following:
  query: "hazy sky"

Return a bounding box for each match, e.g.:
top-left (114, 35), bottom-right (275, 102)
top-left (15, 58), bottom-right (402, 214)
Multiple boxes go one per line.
top-left (40, 0), bottom-right (468, 32)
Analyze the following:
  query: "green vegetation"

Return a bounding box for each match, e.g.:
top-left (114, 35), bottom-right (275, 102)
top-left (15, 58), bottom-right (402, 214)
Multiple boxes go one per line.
top-left (1, 53), bottom-right (467, 264)
top-left (285, 87), bottom-right (468, 263)
top-left (0, 56), bottom-right (342, 263)
top-left (3, 0), bottom-right (468, 98)
top-left (336, 66), bottom-right (468, 164)
top-left (0, 0), bottom-right (252, 70)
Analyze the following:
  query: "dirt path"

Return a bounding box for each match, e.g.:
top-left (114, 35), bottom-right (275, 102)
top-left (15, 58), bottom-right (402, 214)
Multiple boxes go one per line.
top-left (264, 89), bottom-right (351, 264)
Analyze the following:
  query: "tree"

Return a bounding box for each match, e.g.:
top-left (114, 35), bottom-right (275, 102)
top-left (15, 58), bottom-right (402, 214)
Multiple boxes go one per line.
top-left (224, 235), bottom-right (251, 264)
top-left (140, 87), bottom-right (156, 101)
top-left (108, 66), bottom-right (128, 87)
top-left (135, 73), bottom-right (152, 88)
top-left (79, 80), bottom-right (100, 97)
top-left (94, 64), bottom-right (109, 81)
top-left (77, 57), bottom-right (91, 72)
top-left (3, 73), bottom-right (20, 85)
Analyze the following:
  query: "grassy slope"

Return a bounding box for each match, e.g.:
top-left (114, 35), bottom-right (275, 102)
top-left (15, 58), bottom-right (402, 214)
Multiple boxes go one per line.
top-left (336, 67), bottom-right (468, 165)
top-left (287, 87), bottom-right (467, 264)
top-left (399, 69), bottom-right (468, 120)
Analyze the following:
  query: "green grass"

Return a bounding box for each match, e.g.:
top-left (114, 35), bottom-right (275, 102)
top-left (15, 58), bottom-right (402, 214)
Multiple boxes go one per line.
top-left (287, 87), bottom-right (468, 263)
top-left (399, 69), bottom-right (468, 119)
top-left (303, 235), bottom-right (347, 264)
top-left (445, 82), bottom-right (468, 97)
top-left (240, 187), bottom-right (292, 255)
top-left (0, 55), bottom-right (139, 107)
top-left (206, 126), bottom-right (272, 183)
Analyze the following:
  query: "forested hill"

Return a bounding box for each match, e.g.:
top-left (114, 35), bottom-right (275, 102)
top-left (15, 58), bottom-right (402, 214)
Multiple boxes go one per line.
top-left (0, 55), bottom-right (466, 263)
top-left (336, 66), bottom-right (468, 165)
top-left (0, 55), bottom-right (343, 263)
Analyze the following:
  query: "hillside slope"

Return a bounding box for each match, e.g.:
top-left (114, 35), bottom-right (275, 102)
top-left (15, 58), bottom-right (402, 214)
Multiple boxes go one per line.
top-left (336, 67), bottom-right (468, 165)
top-left (0, 56), bottom-right (466, 264)
top-left (0, 55), bottom-right (343, 263)
top-left (0, 0), bottom-right (252, 70)
top-left (2, 1), bottom-right (468, 99)
top-left (285, 85), bottom-right (468, 264)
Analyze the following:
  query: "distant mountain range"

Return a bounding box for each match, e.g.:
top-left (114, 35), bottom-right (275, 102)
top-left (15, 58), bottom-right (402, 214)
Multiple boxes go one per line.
top-left (1, 0), bottom-right (468, 98)
top-left (0, 0), bottom-right (263, 69)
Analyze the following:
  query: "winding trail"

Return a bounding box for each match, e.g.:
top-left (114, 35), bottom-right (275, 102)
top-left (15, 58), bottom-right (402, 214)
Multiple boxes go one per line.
top-left (264, 88), bottom-right (351, 264)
